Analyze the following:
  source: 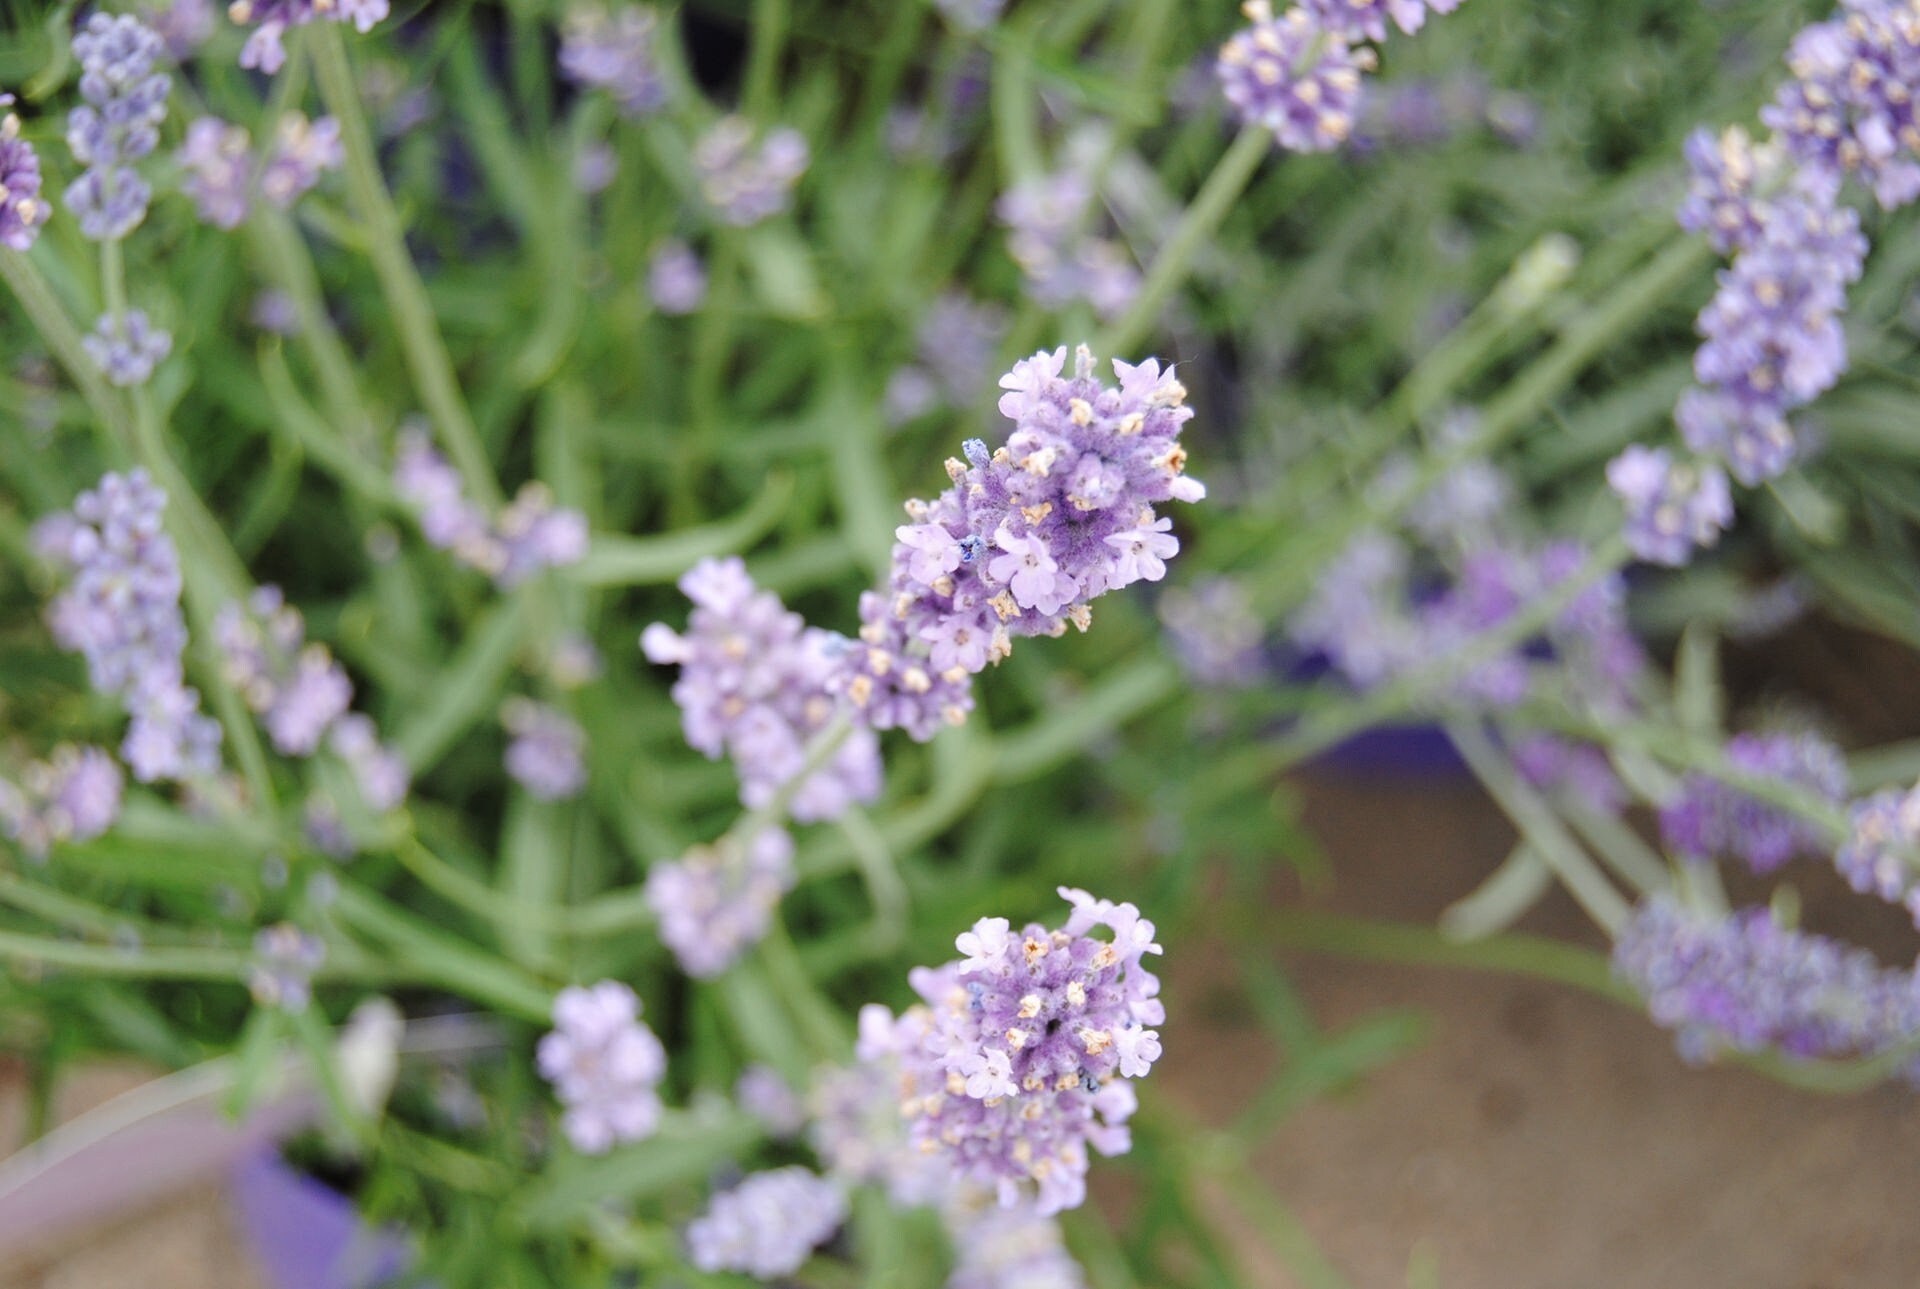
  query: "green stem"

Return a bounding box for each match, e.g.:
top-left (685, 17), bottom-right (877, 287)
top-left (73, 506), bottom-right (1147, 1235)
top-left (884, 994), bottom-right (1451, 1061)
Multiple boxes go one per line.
top-left (309, 23), bottom-right (501, 507)
top-left (249, 210), bottom-right (374, 444)
top-left (1095, 128), bottom-right (1269, 358)
top-left (741, 0), bottom-right (790, 116)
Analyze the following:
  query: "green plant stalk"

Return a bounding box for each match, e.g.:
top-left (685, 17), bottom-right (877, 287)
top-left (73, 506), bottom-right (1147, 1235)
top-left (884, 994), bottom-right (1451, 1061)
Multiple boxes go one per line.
top-left (1096, 127), bottom-right (1269, 358)
top-left (742, 0), bottom-right (790, 117)
top-left (308, 23), bottom-right (501, 507)
top-left (248, 209), bottom-right (375, 444)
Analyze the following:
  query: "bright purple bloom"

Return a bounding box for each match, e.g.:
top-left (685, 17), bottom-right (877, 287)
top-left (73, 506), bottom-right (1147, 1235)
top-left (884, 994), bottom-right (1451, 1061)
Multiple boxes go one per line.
top-left (1763, 0), bottom-right (1920, 209)
top-left (694, 117), bottom-right (808, 226)
top-left (1678, 126), bottom-right (1796, 256)
top-left (258, 113), bottom-right (342, 209)
top-left (1613, 896), bottom-right (1920, 1068)
top-left (858, 888), bottom-right (1164, 1215)
top-left (647, 239), bottom-right (707, 314)
top-left (392, 430), bottom-right (589, 586)
top-left (537, 981), bottom-right (667, 1153)
top-left (643, 827), bottom-right (796, 978)
top-left (64, 14), bottom-right (170, 241)
top-left (1834, 786), bottom-right (1920, 928)
top-left (558, 5), bottom-right (670, 118)
top-left (175, 117), bottom-right (251, 228)
top-left (83, 308), bottom-right (171, 386)
top-left (215, 587), bottom-right (354, 758)
top-left (228, 0), bottom-right (389, 75)
top-left (838, 346), bottom-right (1203, 741)
top-left (642, 557), bottom-right (883, 822)
top-left (1659, 732), bottom-right (1847, 873)
top-left (0, 745), bottom-right (124, 859)
top-left (1606, 446), bottom-right (1734, 567)
top-left (502, 699), bottom-right (587, 801)
top-left (0, 104), bottom-right (51, 250)
top-left (684, 1167), bottom-right (847, 1277)
top-left (250, 922), bottom-right (326, 1012)
top-left (35, 470), bottom-right (220, 783)
top-left (1218, 3), bottom-right (1375, 153)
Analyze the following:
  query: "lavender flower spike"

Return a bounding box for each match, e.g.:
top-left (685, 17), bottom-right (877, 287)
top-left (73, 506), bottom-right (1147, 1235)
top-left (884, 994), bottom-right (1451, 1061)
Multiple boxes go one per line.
top-left (83, 308), bottom-right (172, 387)
top-left (860, 887), bottom-right (1165, 1215)
top-left (684, 1167), bottom-right (847, 1277)
top-left (1606, 445), bottom-right (1733, 567)
top-left (502, 699), bottom-right (587, 801)
top-left (1217, 3), bottom-right (1376, 154)
top-left (1835, 786), bottom-right (1920, 928)
top-left (1659, 731), bottom-right (1847, 874)
top-left (559, 4), bottom-right (670, 118)
top-left (838, 345), bottom-right (1203, 741)
top-left (537, 980), bottom-right (667, 1153)
top-left (229, 0), bottom-right (391, 75)
top-left (0, 746), bottom-right (124, 859)
top-left (64, 14), bottom-right (170, 241)
top-left (694, 117), bottom-right (809, 226)
top-left (0, 100), bottom-right (51, 250)
top-left (644, 827), bottom-right (797, 978)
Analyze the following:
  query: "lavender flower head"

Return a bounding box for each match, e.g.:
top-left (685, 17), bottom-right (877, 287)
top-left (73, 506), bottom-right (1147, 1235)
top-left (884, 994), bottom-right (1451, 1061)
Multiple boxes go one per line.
top-left (1606, 446), bottom-right (1734, 567)
top-left (641, 557), bottom-right (883, 823)
top-left (559, 4), bottom-right (670, 118)
top-left (1835, 786), bottom-right (1920, 928)
top-left (1303, 0), bottom-right (1462, 43)
top-left (1613, 896), bottom-right (1920, 1068)
top-left (694, 117), bottom-right (808, 226)
top-left (259, 113), bottom-right (343, 208)
top-left (35, 470), bottom-right (221, 783)
top-left (1762, 0), bottom-right (1920, 209)
top-left (1659, 731), bottom-right (1847, 874)
top-left (647, 239), bottom-right (707, 315)
top-left (1512, 734), bottom-right (1626, 817)
top-left (146, 0), bottom-right (216, 58)
top-left (839, 346), bottom-right (1203, 741)
top-left (0, 102), bottom-right (51, 250)
top-left (537, 980), bottom-right (667, 1153)
top-left (1289, 530), bottom-right (1417, 687)
top-left (328, 713), bottom-right (409, 814)
top-left (861, 888), bottom-right (1165, 1215)
top-left (392, 429), bottom-right (589, 586)
top-left (229, 0), bottom-right (390, 75)
top-left (83, 308), bottom-right (171, 387)
top-left (684, 1167), bottom-right (847, 1278)
top-left (0, 746), bottom-right (124, 859)
top-left (64, 14), bottom-right (170, 241)
top-left (501, 699), bottom-right (587, 801)
top-left (886, 292), bottom-right (1010, 425)
top-left (1158, 576), bottom-right (1266, 688)
top-left (215, 586), bottom-right (354, 758)
top-left (945, 1195), bottom-right (1088, 1289)
top-left (176, 117), bottom-right (251, 229)
top-left (735, 1064), bottom-right (806, 1138)
top-left (1217, 3), bottom-right (1376, 153)
top-left (643, 826), bottom-right (796, 978)
top-left (996, 172), bottom-right (1140, 322)
top-left (250, 922), bottom-right (326, 1012)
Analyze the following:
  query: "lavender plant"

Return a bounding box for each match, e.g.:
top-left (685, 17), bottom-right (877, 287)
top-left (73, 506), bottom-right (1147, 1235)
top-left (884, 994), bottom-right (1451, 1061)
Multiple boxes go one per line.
top-left (4, 0), bottom-right (1920, 1283)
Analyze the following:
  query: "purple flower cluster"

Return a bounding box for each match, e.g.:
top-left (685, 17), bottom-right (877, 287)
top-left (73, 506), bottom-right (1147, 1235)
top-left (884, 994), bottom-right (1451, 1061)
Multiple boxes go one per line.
top-left (858, 888), bottom-right (1164, 1215)
top-left (646, 239), bottom-right (707, 314)
top-left (83, 307), bottom-right (171, 387)
top-left (694, 117), bottom-right (808, 226)
top-left (1763, 0), bottom-right (1920, 210)
top-left (35, 470), bottom-right (221, 784)
top-left (1217, 3), bottom-right (1376, 153)
top-left (885, 292), bottom-right (1010, 425)
top-left (1303, 0), bottom-right (1461, 43)
top-left (735, 1064), bottom-right (806, 1138)
top-left (228, 0), bottom-right (390, 75)
top-left (1157, 576), bottom-right (1266, 688)
top-left (946, 1196), bottom-right (1087, 1289)
top-left (1659, 732), bottom-right (1847, 874)
top-left (146, 0), bottom-right (215, 58)
top-left (0, 102), bottom-right (51, 250)
top-left (177, 113), bottom-right (341, 229)
top-left (215, 587), bottom-right (355, 758)
top-left (1606, 445), bottom-right (1734, 568)
top-left (64, 15), bottom-right (169, 242)
top-left (643, 827), bottom-right (796, 978)
top-left (641, 558), bottom-right (883, 822)
top-left (537, 980), bottom-right (667, 1153)
top-left (392, 429), bottom-right (589, 587)
top-left (558, 4), bottom-right (670, 119)
top-left (1512, 734), bottom-right (1626, 816)
top-left (0, 746), bottom-right (124, 859)
top-left (250, 922), bottom-right (326, 1012)
top-left (328, 713), bottom-right (409, 814)
top-left (683, 1167), bottom-right (847, 1278)
top-left (501, 699), bottom-right (587, 801)
top-left (1613, 896), bottom-right (1920, 1068)
top-left (995, 172), bottom-right (1140, 322)
top-left (1836, 787), bottom-right (1920, 928)
top-left (838, 346), bottom-right (1203, 741)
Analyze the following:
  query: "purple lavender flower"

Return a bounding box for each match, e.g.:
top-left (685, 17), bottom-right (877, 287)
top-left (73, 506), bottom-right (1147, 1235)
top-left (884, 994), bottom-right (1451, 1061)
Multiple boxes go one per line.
top-left (215, 587), bottom-right (355, 758)
top-left (502, 699), bottom-right (587, 801)
top-left (1606, 446), bottom-right (1734, 567)
top-left (642, 557), bottom-right (883, 822)
top-left (64, 14), bottom-right (170, 241)
top-left (537, 980), bottom-right (667, 1153)
top-left (1678, 127), bottom-right (1795, 256)
top-left (860, 888), bottom-right (1164, 1215)
top-left (694, 117), bottom-right (809, 226)
top-left (175, 117), bottom-right (251, 228)
top-left (885, 292), bottom-right (1010, 426)
top-left (1158, 576), bottom-right (1266, 688)
top-left (809, 1057), bottom-right (953, 1206)
top-left (1659, 732), bottom-right (1847, 873)
top-left (392, 430), bottom-right (589, 586)
top-left (1762, 0), bottom-right (1920, 209)
top-left (684, 1167), bottom-right (847, 1277)
top-left (643, 827), bottom-right (796, 978)
top-left (1613, 896), bottom-right (1920, 1067)
top-left (996, 174), bottom-right (1140, 322)
top-left (1290, 531), bottom-right (1416, 686)
top-left (228, 0), bottom-right (389, 75)
top-left (1512, 734), bottom-right (1626, 816)
top-left (0, 745), bottom-right (124, 859)
top-left (250, 922), bottom-right (326, 1012)
top-left (1834, 786), bottom-right (1920, 927)
top-left (945, 1196), bottom-right (1088, 1289)
top-left (1217, 3), bottom-right (1376, 154)
top-left (83, 308), bottom-right (171, 386)
top-left (328, 713), bottom-right (409, 813)
top-left (647, 239), bottom-right (707, 315)
top-left (735, 1064), bottom-right (806, 1138)
top-left (0, 103), bottom-right (51, 250)
top-left (145, 0), bottom-right (215, 58)
top-left (839, 346), bottom-right (1204, 741)
top-left (36, 470), bottom-right (221, 783)
top-left (259, 113), bottom-right (342, 208)
top-left (1303, 0), bottom-right (1462, 43)
top-left (558, 5), bottom-right (670, 118)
